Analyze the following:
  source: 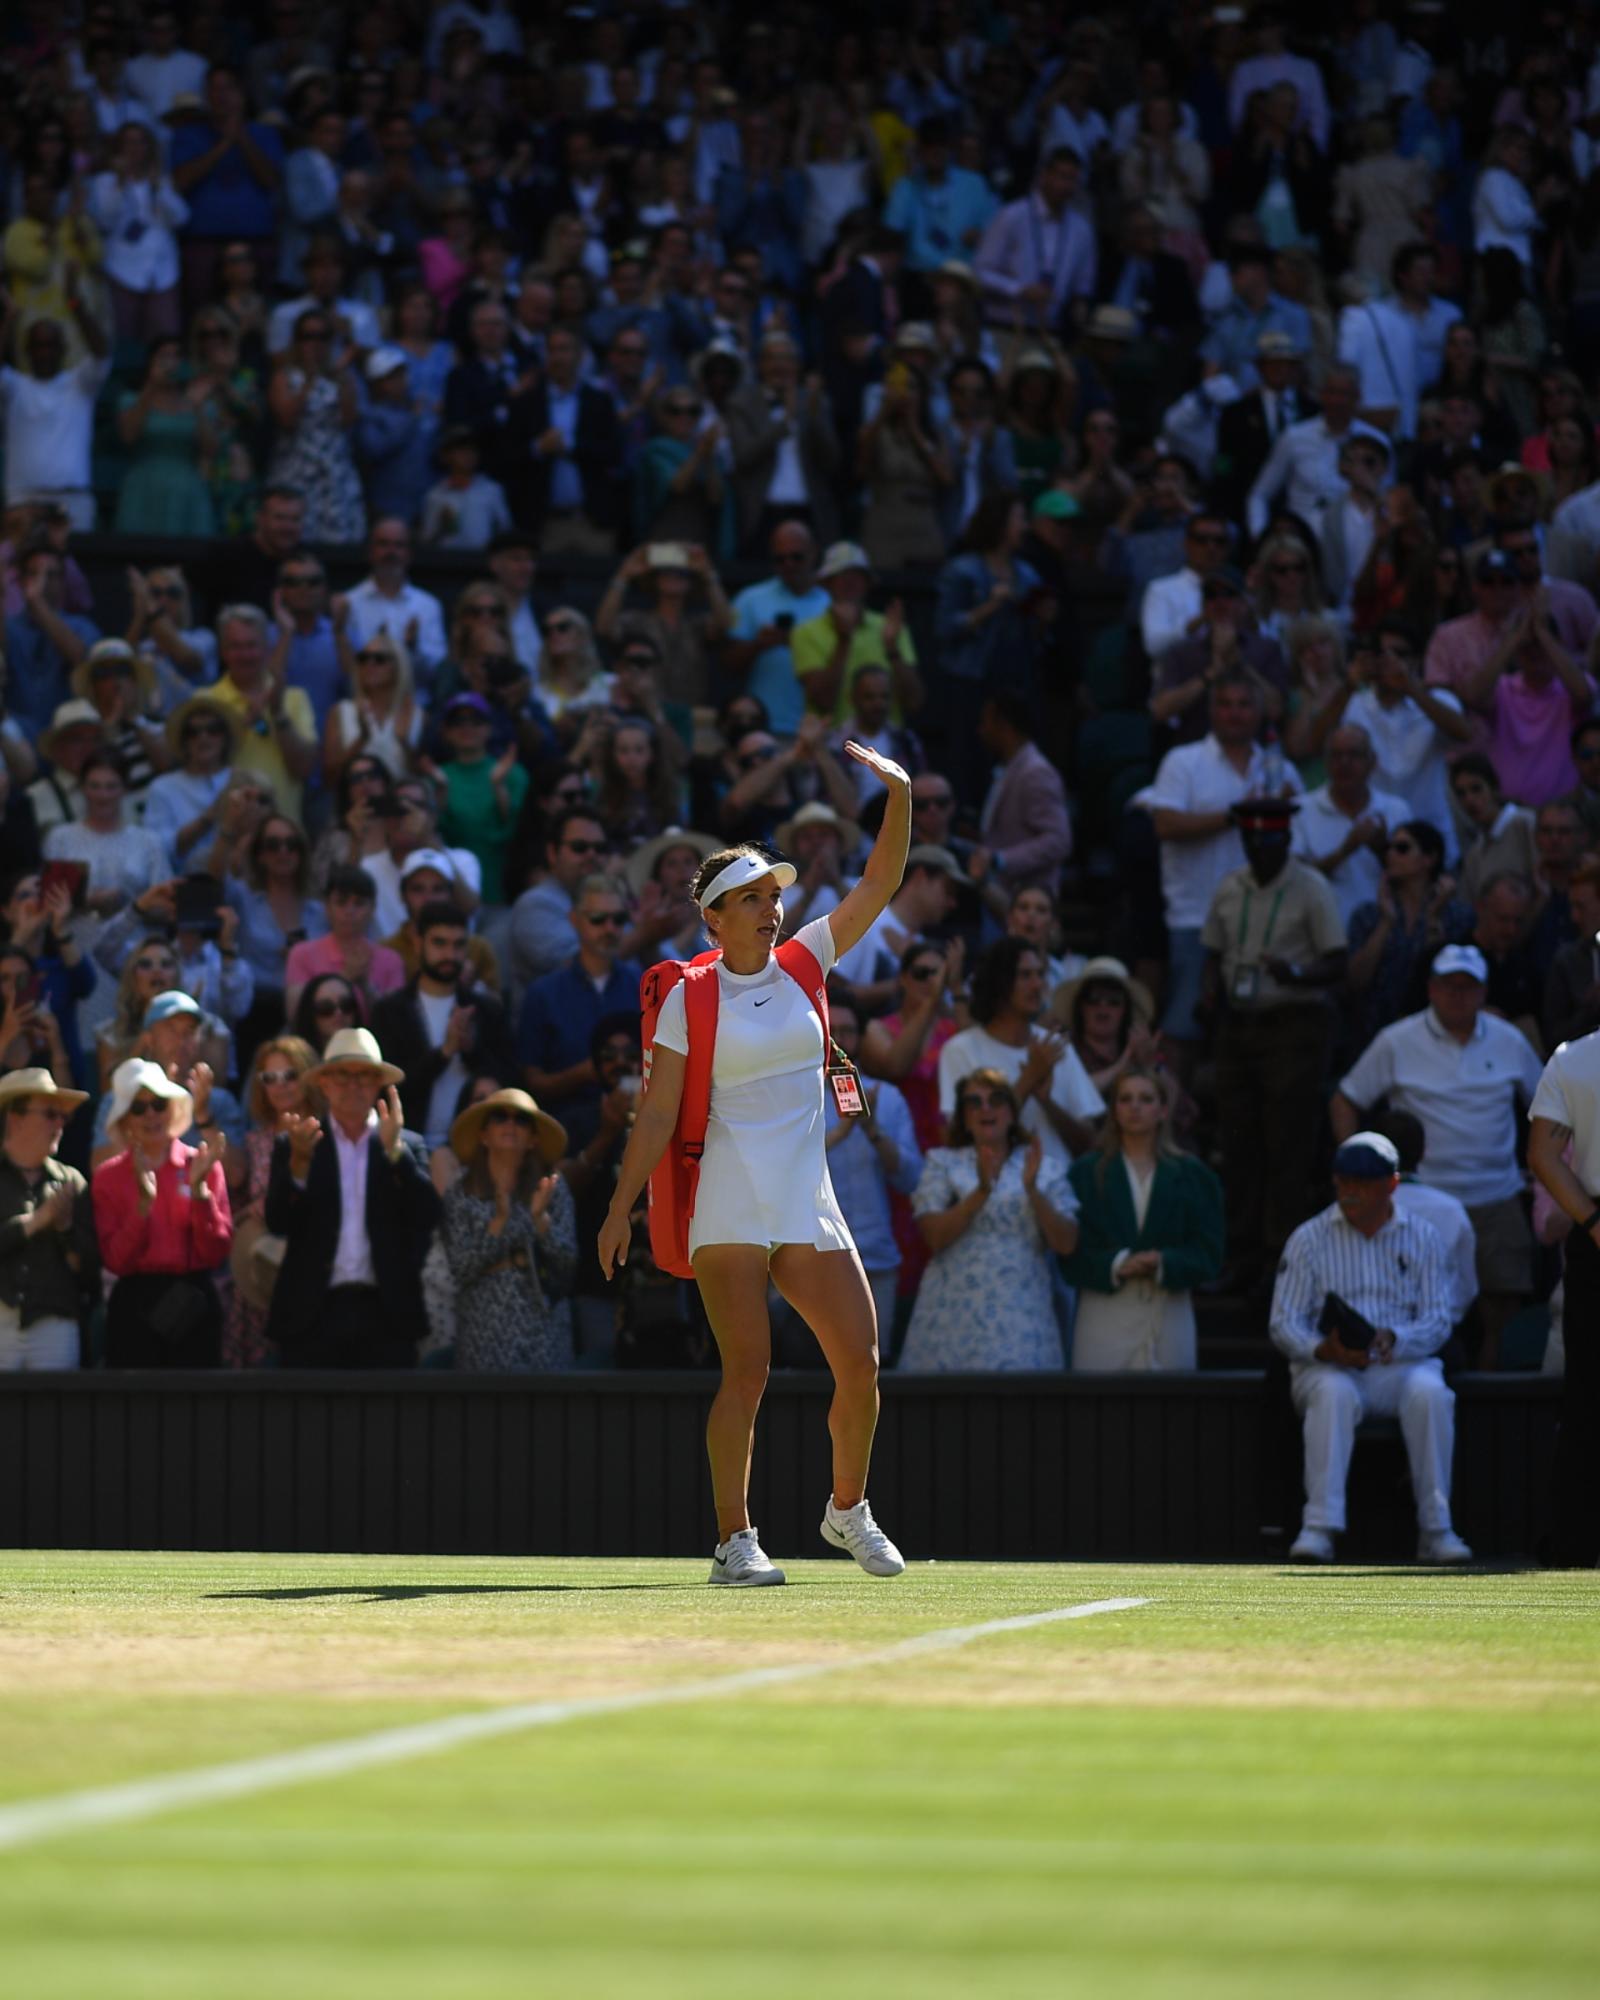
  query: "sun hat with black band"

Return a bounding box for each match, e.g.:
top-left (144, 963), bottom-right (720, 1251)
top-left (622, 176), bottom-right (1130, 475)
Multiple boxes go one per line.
top-left (449, 1086), bottom-right (566, 1166)
top-left (1331, 1130), bottom-right (1401, 1180)
top-left (0, 1066), bottom-right (88, 1117)
top-left (696, 850), bottom-right (798, 915)
top-left (71, 638), bottom-right (160, 710)
top-left (308, 1025), bottom-right (405, 1085)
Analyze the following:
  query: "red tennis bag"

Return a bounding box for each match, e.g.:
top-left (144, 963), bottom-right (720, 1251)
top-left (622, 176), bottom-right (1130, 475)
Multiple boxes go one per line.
top-left (639, 938), bottom-right (830, 1279)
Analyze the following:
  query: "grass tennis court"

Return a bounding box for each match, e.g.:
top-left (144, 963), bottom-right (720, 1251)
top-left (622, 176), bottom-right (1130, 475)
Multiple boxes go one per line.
top-left (0, 1552), bottom-right (1597, 1998)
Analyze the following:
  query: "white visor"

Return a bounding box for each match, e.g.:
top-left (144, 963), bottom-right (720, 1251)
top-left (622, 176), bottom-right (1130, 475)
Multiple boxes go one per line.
top-left (696, 851), bottom-right (798, 914)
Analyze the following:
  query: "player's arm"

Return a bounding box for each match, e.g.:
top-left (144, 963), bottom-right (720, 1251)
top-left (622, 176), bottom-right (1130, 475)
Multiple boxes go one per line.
top-left (828, 746), bottom-right (911, 958)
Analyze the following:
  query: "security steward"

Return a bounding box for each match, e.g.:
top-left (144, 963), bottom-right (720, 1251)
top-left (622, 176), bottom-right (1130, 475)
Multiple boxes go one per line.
top-left (1200, 796), bottom-right (1348, 1291)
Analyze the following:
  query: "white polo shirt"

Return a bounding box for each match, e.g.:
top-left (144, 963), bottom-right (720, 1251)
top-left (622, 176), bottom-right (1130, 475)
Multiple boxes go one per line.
top-left (1140, 735), bottom-right (1306, 931)
top-left (1338, 1006), bottom-right (1545, 1206)
top-left (1530, 1028), bottom-right (1600, 1198)
top-left (1342, 686), bottom-right (1462, 848)
top-left (1290, 780), bottom-right (1413, 926)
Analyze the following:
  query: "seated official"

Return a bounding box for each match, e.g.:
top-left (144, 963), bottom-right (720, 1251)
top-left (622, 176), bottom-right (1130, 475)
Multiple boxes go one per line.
top-left (1269, 1130), bottom-right (1472, 1566)
top-left (0, 1069), bottom-right (99, 1371)
top-left (263, 1027), bottom-right (441, 1368)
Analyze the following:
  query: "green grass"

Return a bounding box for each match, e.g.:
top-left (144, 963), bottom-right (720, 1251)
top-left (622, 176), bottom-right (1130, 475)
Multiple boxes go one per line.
top-left (0, 1553), bottom-right (1597, 1997)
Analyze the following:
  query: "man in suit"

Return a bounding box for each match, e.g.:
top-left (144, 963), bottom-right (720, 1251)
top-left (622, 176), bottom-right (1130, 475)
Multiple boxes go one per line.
top-left (442, 298), bottom-right (536, 475)
top-left (971, 690), bottom-right (1073, 914)
top-left (1213, 330), bottom-right (1306, 526)
top-left (505, 325), bottom-right (626, 552)
top-left (372, 903), bottom-right (519, 1149)
top-left (264, 1027), bottom-right (441, 1368)
top-left (1096, 203), bottom-right (1200, 342)
top-left (820, 224), bottom-right (905, 456)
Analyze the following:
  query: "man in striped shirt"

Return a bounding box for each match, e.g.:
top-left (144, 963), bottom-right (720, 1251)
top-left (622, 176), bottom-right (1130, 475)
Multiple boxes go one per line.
top-left (1270, 1130), bottom-right (1473, 1566)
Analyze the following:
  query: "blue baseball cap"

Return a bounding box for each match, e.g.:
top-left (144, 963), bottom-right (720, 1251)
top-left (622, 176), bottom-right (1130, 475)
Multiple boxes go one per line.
top-left (1332, 1131), bottom-right (1400, 1180)
top-left (143, 990), bottom-right (202, 1026)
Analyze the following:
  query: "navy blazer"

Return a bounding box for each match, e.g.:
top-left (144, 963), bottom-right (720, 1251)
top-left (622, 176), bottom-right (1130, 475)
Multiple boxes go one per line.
top-left (1063, 1150), bottom-right (1224, 1295)
top-left (264, 1126), bottom-right (441, 1358)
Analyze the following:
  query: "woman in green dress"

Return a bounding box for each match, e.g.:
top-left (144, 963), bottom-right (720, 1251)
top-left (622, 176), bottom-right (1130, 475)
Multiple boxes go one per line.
top-left (114, 338), bottom-right (217, 537)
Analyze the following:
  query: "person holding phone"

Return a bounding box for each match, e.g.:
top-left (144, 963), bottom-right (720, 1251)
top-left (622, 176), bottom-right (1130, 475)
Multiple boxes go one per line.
top-left (1269, 1130), bottom-right (1472, 1566)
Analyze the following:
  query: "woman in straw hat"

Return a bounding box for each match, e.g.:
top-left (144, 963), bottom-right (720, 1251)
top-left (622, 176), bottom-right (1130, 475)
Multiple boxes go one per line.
top-left (92, 1057), bottom-right (232, 1367)
top-left (443, 1087), bottom-right (576, 1371)
top-left (141, 694), bottom-right (237, 870)
top-left (1052, 956), bottom-right (1161, 1100)
top-left (597, 739), bottom-right (914, 1588)
top-left (0, 1067), bottom-right (97, 1370)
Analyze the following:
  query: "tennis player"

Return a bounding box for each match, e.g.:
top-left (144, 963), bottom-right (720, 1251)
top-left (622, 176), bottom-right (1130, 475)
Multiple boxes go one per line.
top-left (598, 742), bottom-right (911, 1585)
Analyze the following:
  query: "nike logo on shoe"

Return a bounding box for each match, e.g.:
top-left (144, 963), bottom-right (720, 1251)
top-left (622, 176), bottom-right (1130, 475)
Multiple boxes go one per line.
top-left (712, 1552), bottom-right (728, 1566)
top-left (753, 996), bottom-right (772, 1006)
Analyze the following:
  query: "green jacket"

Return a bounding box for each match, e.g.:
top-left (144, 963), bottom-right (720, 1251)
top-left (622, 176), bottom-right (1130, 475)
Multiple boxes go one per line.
top-left (1063, 1150), bottom-right (1224, 1296)
top-left (0, 1153), bottom-right (100, 1327)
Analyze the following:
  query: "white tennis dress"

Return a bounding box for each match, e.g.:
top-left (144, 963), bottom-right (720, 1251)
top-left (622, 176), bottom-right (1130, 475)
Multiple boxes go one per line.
top-left (652, 916), bottom-right (855, 1259)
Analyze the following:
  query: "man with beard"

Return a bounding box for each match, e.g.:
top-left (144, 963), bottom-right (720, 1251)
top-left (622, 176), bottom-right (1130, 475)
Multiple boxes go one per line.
top-left (371, 902), bottom-right (517, 1149)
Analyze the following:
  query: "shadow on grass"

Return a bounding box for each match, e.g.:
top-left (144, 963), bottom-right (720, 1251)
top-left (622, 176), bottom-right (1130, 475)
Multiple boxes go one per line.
top-left (1272, 1563), bottom-right (1537, 1578)
top-left (207, 1581), bottom-right (741, 1603)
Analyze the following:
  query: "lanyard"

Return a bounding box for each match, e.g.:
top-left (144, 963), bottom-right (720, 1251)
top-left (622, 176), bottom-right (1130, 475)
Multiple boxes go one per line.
top-left (1237, 884), bottom-right (1287, 954)
top-left (1026, 200), bottom-right (1071, 290)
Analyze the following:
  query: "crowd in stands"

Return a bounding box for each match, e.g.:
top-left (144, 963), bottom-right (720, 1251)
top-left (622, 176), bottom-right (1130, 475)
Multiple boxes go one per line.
top-left (7, 0), bottom-right (1600, 1548)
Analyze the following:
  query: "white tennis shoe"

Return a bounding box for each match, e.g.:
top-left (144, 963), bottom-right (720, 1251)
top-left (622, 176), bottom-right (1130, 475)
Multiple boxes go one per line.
top-left (1289, 1527), bottom-right (1336, 1563)
top-left (708, 1526), bottom-right (786, 1586)
top-left (820, 1496), bottom-right (906, 1577)
top-left (1417, 1528), bottom-right (1474, 1564)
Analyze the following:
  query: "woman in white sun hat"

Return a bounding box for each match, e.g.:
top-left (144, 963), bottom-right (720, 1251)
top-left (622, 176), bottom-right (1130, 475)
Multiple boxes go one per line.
top-left (597, 741), bottom-right (913, 1588)
top-left (92, 1057), bottom-right (232, 1367)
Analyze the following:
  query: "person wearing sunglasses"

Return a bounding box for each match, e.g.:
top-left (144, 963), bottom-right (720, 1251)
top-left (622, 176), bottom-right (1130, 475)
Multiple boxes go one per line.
top-left (93, 1058), bottom-right (232, 1369)
top-left (263, 1025), bottom-right (440, 1369)
top-left (1344, 818), bottom-right (1473, 1055)
top-left (899, 1064), bottom-right (1078, 1373)
top-left (290, 972), bottom-right (364, 1055)
top-left (343, 518), bottom-right (448, 688)
top-left (225, 1034), bottom-right (319, 1365)
top-left (507, 804), bottom-right (619, 994)
top-left (1138, 509), bottom-right (1235, 663)
top-left (518, 877), bottom-right (641, 1158)
top-left (441, 1085), bottom-right (575, 1371)
top-left (0, 1068), bottom-right (97, 1372)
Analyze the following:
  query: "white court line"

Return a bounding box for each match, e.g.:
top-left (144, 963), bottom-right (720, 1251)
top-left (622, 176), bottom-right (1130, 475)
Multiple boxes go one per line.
top-left (0, 1595), bottom-right (1150, 1855)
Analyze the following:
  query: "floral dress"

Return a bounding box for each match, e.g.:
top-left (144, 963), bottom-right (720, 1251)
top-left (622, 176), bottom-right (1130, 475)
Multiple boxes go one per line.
top-left (221, 1126), bottom-right (278, 1369)
top-left (442, 1173), bottom-right (578, 1371)
top-left (898, 1145), bottom-right (1076, 1372)
top-left (267, 370), bottom-right (366, 544)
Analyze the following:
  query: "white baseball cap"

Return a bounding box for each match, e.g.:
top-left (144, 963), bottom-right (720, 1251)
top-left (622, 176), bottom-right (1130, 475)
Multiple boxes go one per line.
top-left (400, 847), bottom-right (457, 885)
top-left (1431, 944), bottom-right (1487, 982)
top-left (365, 345), bottom-right (408, 382)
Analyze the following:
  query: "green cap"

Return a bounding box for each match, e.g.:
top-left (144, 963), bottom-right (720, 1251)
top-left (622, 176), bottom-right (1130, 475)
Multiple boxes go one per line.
top-left (1032, 490), bottom-right (1081, 522)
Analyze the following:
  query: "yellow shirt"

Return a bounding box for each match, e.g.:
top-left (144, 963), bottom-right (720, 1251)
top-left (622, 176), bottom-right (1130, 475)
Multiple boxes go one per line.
top-left (207, 679), bottom-right (317, 822)
top-left (790, 607), bottom-right (918, 723)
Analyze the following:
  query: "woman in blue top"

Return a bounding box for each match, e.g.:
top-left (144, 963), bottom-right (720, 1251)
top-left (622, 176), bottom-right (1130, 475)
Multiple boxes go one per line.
top-left (225, 811), bottom-right (326, 1029)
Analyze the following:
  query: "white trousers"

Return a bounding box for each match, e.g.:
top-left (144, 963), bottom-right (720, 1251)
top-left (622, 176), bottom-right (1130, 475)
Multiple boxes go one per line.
top-left (1290, 1357), bottom-right (1455, 1534)
top-left (0, 1301), bottom-right (80, 1371)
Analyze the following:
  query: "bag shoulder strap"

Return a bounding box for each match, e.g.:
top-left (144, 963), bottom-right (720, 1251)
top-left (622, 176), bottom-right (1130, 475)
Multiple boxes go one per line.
top-left (774, 935), bottom-right (829, 1050)
top-left (677, 960), bottom-right (720, 1161)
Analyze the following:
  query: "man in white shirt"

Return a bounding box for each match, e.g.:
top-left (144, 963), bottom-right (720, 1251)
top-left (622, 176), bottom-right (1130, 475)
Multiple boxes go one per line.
top-left (1138, 510), bottom-right (1233, 662)
top-left (1139, 672), bottom-right (1304, 1041)
top-left (1332, 944), bottom-right (1544, 1363)
top-left (1528, 1023), bottom-right (1600, 1564)
top-left (341, 518), bottom-right (448, 687)
top-left (1269, 1131), bottom-right (1469, 1566)
top-left (1228, 8), bottom-right (1331, 150)
top-left (1340, 622), bottom-right (1471, 844)
top-left (266, 239), bottom-right (382, 360)
top-left (0, 316), bottom-right (111, 528)
top-left (937, 936), bottom-right (1103, 1167)
top-left (832, 842), bottom-right (962, 1009)
top-left (1547, 476), bottom-right (1600, 588)
top-left (125, 7), bottom-right (209, 119)
top-left (1291, 724), bottom-right (1413, 925)
top-left (1337, 242), bottom-right (1460, 441)
top-left (1247, 365), bottom-right (1388, 538)
top-left (974, 148), bottom-right (1097, 334)
top-left (361, 780), bottom-right (482, 937)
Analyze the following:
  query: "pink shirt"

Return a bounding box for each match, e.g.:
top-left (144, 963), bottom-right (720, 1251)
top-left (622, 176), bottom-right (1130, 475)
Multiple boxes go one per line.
top-left (285, 933), bottom-right (407, 1002)
top-left (1488, 669), bottom-right (1597, 806)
